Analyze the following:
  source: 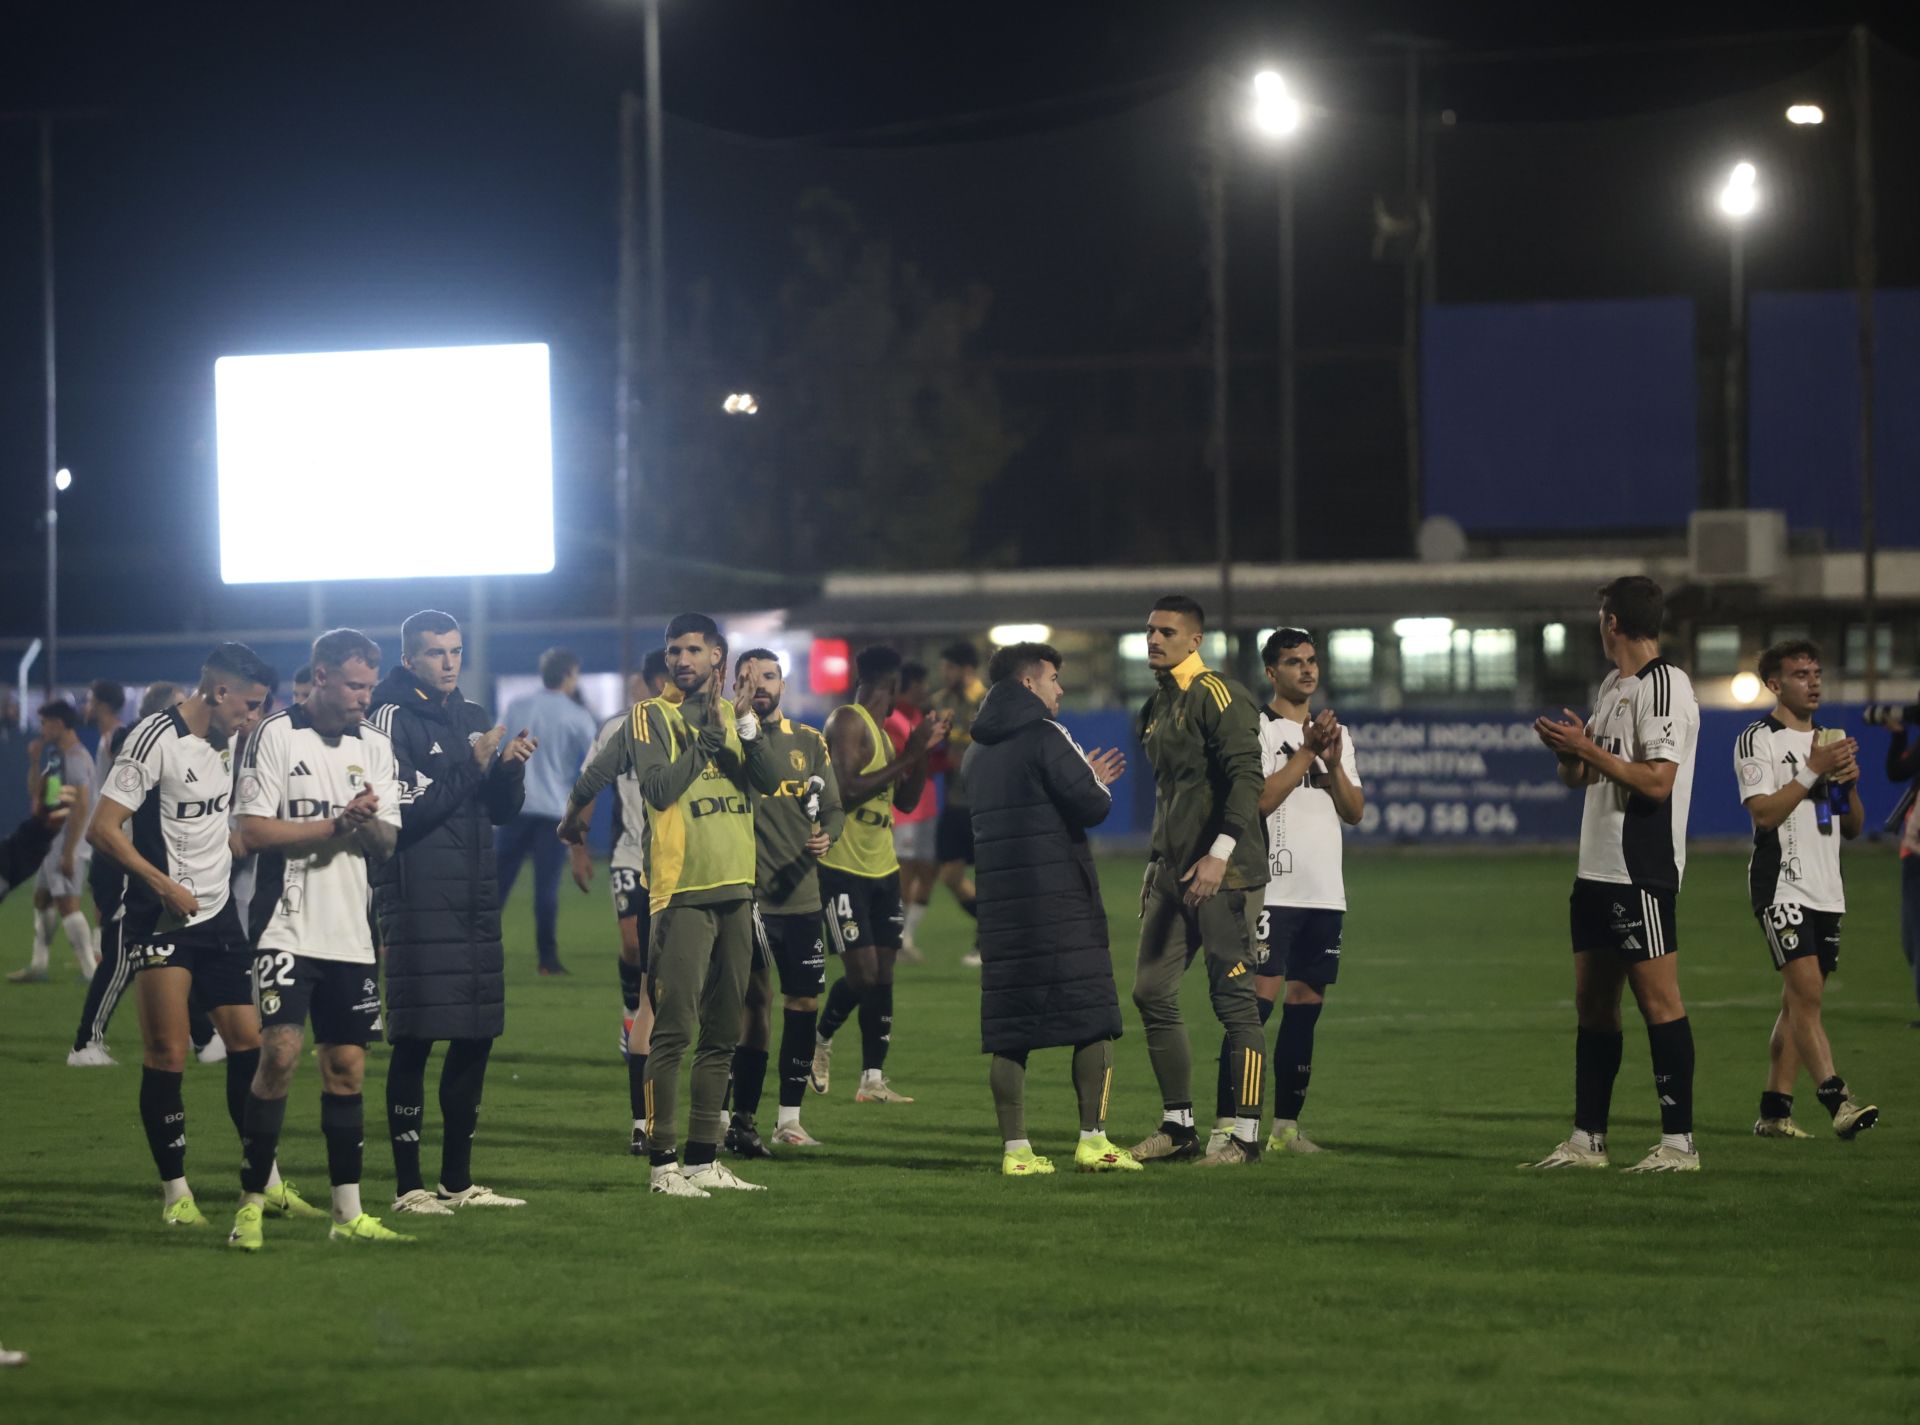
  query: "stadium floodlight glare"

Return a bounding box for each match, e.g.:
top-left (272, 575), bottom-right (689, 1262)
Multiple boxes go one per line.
top-left (1251, 69), bottom-right (1303, 138)
top-left (1718, 161), bottom-right (1759, 221)
top-left (215, 343), bottom-right (554, 584)
top-left (988, 623), bottom-right (1052, 646)
top-left (1785, 104), bottom-right (1825, 125)
top-left (1730, 672), bottom-right (1763, 705)
top-left (722, 392), bottom-right (759, 415)
top-left (54, 467), bottom-right (71, 492)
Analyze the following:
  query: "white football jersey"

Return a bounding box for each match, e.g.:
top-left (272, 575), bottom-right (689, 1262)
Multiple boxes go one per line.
top-left (1734, 718), bottom-right (1846, 914)
top-left (235, 705), bottom-right (401, 964)
top-left (100, 707), bottom-right (236, 933)
top-left (1258, 709), bottom-right (1361, 912)
top-left (1575, 658), bottom-right (1699, 891)
top-left (592, 713), bottom-right (647, 874)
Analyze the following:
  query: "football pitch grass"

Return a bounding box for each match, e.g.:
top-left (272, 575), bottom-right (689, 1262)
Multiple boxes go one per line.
top-left (3, 850), bottom-right (1916, 1425)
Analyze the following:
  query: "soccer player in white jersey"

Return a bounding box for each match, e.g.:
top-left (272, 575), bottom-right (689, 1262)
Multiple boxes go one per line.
top-left (88, 644), bottom-right (322, 1226)
top-left (1530, 577), bottom-right (1702, 1173)
top-left (1736, 640), bottom-right (1879, 1141)
top-left (228, 629), bottom-right (406, 1249)
top-left (1210, 628), bottom-right (1364, 1157)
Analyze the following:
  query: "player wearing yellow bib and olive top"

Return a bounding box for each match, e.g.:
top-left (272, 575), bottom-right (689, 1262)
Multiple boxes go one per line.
top-left (811, 646), bottom-right (947, 1105)
top-left (561, 614), bottom-right (783, 1199)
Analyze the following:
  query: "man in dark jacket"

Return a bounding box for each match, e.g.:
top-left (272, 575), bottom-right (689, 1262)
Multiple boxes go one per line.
top-left (966, 641), bottom-right (1140, 1176)
top-left (371, 610), bottom-right (535, 1215)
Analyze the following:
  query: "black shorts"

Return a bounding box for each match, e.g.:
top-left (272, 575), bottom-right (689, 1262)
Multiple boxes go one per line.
top-left (755, 907), bottom-right (827, 998)
top-left (253, 950), bottom-right (383, 1046)
top-left (935, 804), bottom-right (974, 865)
top-left (1255, 906), bottom-right (1344, 986)
top-left (1569, 879), bottom-right (1677, 962)
top-left (1759, 904), bottom-right (1842, 975)
top-left (611, 868), bottom-right (651, 972)
top-left (820, 867), bottom-right (904, 954)
top-left (128, 901), bottom-right (254, 1007)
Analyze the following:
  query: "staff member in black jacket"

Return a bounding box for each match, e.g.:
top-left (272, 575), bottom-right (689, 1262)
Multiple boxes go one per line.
top-left (966, 640), bottom-right (1140, 1176)
top-left (371, 610), bottom-right (535, 1214)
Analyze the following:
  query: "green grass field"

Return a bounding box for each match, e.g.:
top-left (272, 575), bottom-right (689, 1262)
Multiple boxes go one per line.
top-left (3, 850), bottom-right (1916, 1425)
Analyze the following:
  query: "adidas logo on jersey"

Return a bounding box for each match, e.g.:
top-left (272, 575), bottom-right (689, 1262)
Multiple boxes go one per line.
top-left (184, 769), bottom-right (198, 783)
top-left (1622, 935), bottom-right (1644, 951)
top-left (291, 761), bottom-right (313, 776)
top-left (429, 741), bottom-right (443, 755)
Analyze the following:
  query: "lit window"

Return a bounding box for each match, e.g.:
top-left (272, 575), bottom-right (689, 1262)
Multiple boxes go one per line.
top-left (1696, 626), bottom-right (1742, 677)
top-left (1542, 622), bottom-right (1567, 658)
top-left (1397, 617), bottom-right (1456, 693)
top-left (1471, 628), bottom-right (1517, 690)
top-left (1845, 624), bottom-right (1893, 673)
top-left (1326, 629), bottom-right (1373, 689)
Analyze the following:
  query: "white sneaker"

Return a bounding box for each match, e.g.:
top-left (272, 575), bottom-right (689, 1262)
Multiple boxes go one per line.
top-left (6, 966), bottom-right (49, 984)
top-left (960, 951), bottom-right (983, 968)
top-left (855, 1075), bottom-right (914, 1103)
top-left (0, 1341), bottom-right (26, 1367)
top-left (436, 1183), bottom-right (526, 1208)
top-left (649, 1165), bottom-right (710, 1198)
top-left (771, 1122), bottom-right (821, 1147)
top-left (392, 1188), bottom-right (457, 1216)
top-left (1624, 1141), bottom-right (1701, 1173)
top-left (66, 1043), bottom-right (116, 1067)
top-left (808, 1039), bottom-right (832, 1095)
top-left (1204, 1118), bottom-right (1235, 1157)
top-left (683, 1160), bottom-right (767, 1192)
top-left (196, 1033), bottom-right (227, 1064)
top-left (1521, 1135), bottom-right (1610, 1169)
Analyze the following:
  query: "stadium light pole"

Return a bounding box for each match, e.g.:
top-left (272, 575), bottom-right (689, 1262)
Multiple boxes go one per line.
top-left (1716, 160), bottom-right (1759, 509)
top-left (40, 116), bottom-right (59, 696)
top-left (1250, 70), bottom-right (1304, 564)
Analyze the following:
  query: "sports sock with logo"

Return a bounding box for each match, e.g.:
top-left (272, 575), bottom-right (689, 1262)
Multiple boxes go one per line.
top-left (439, 1037), bottom-right (492, 1193)
top-left (386, 1038), bottom-right (431, 1196)
top-left (618, 959), bottom-right (641, 1015)
top-left (61, 911), bottom-right (96, 976)
top-left (225, 1047), bottom-right (261, 1137)
top-left (989, 1051), bottom-right (1026, 1142)
top-left (778, 1007), bottom-right (814, 1108)
top-left (858, 981), bottom-right (894, 1072)
top-left (1071, 1039), bottom-right (1113, 1133)
top-left (1273, 1000), bottom-right (1322, 1122)
top-left (1759, 1090), bottom-right (1793, 1121)
top-left (1815, 1075), bottom-right (1849, 1119)
top-left (1574, 1027), bottom-right (1624, 1136)
top-left (816, 977), bottom-right (860, 1043)
top-left (139, 1067), bottom-right (187, 1180)
top-left (1646, 1017), bottom-right (1694, 1135)
top-left (239, 1093), bottom-right (288, 1195)
top-left (731, 1045), bottom-right (769, 1120)
top-left (321, 1091), bottom-right (365, 1191)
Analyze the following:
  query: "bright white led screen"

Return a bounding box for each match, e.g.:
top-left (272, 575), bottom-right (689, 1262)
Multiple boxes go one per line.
top-left (216, 342), bottom-right (555, 583)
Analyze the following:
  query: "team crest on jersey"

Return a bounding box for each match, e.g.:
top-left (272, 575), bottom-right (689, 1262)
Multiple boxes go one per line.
top-left (347, 764), bottom-right (365, 789)
top-left (468, 731), bottom-right (483, 746)
top-left (261, 991), bottom-right (282, 1016)
top-left (790, 748), bottom-right (807, 771)
top-left (239, 774), bottom-right (261, 804)
top-left (115, 764), bottom-right (142, 793)
top-left (1740, 762), bottom-right (1763, 786)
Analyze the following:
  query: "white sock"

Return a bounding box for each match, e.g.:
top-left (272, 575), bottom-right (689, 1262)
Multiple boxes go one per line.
top-left (29, 906), bottom-right (55, 971)
top-left (649, 1158), bottom-right (678, 1178)
top-left (1234, 1116), bottom-right (1260, 1142)
top-left (776, 1105), bottom-right (800, 1129)
top-left (1572, 1128), bottom-right (1605, 1153)
top-left (861, 1068), bottom-right (883, 1087)
top-left (62, 912), bottom-right (95, 976)
top-left (1164, 1106), bottom-right (1195, 1129)
top-left (632, 1117), bottom-right (646, 1131)
top-left (1660, 1132), bottom-right (1695, 1154)
top-left (331, 1183), bottom-right (362, 1223)
top-left (1004, 1138), bottom-right (1030, 1154)
top-left (162, 1177), bottom-right (191, 1206)
top-left (266, 1161), bottom-right (283, 1191)
top-left (903, 903), bottom-right (928, 940)
top-left (1079, 1128), bottom-right (1102, 1141)
top-left (242, 1191), bottom-right (266, 1208)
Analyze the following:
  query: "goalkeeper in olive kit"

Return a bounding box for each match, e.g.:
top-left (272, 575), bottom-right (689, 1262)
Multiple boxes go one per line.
top-left (561, 614), bottom-right (782, 1198)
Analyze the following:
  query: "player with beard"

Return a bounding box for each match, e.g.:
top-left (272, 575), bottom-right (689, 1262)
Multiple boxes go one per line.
top-left (726, 649), bottom-right (843, 1154)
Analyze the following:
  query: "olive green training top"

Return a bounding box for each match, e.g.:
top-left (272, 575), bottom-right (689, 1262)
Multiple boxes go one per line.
top-left (752, 714), bottom-right (846, 916)
top-left (1135, 651), bottom-right (1268, 892)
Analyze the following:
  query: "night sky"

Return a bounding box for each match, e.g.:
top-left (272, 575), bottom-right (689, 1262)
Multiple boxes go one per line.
top-left (2, 0), bottom-right (1914, 639)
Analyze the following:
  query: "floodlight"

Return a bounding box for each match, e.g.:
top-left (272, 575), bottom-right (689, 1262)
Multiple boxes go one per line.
top-left (1730, 672), bottom-right (1763, 705)
top-left (1251, 70), bottom-right (1302, 138)
top-left (723, 392), bottom-right (759, 415)
top-left (54, 467), bottom-right (71, 492)
top-left (1718, 161), bottom-right (1759, 220)
top-left (989, 624), bottom-right (1052, 645)
top-left (1785, 104), bottom-right (1824, 125)
top-left (214, 342), bottom-right (554, 584)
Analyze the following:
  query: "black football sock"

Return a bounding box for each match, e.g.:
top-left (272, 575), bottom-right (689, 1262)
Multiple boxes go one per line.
top-left (1646, 1017), bottom-right (1695, 1136)
top-left (618, 959), bottom-right (642, 1015)
top-left (1273, 1001), bottom-right (1323, 1122)
top-left (684, 1140), bottom-right (717, 1167)
top-left (1759, 1090), bottom-right (1793, 1121)
top-left (1072, 1039), bottom-right (1113, 1133)
top-left (239, 1093), bottom-right (288, 1195)
top-left (386, 1038), bottom-right (431, 1196)
top-left (628, 1052), bottom-right (649, 1123)
top-left (438, 1037), bottom-right (492, 1193)
top-left (186, 998), bottom-right (214, 1054)
top-left (225, 1048), bottom-right (261, 1138)
top-left (1815, 1075), bottom-right (1849, 1120)
top-left (1574, 1027), bottom-right (1624, 1137)
top-left (957, 895), bottom-right (978, 920)
top-left (1213, 1033), bottom-right (1234, 1122)
top-left (816, 977), bottom-right (860, 1043)
top-left (778, 1007), bottom-right (815, 1109)
top-left (321, 1091), bottom-right (365, 1189)
top-left (859, 981), bottom-right (895, 1073)
top-left (731, 1046), bottom-right (769, 1121)
top-left (140, 1067), bottom-right (188, 1182)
